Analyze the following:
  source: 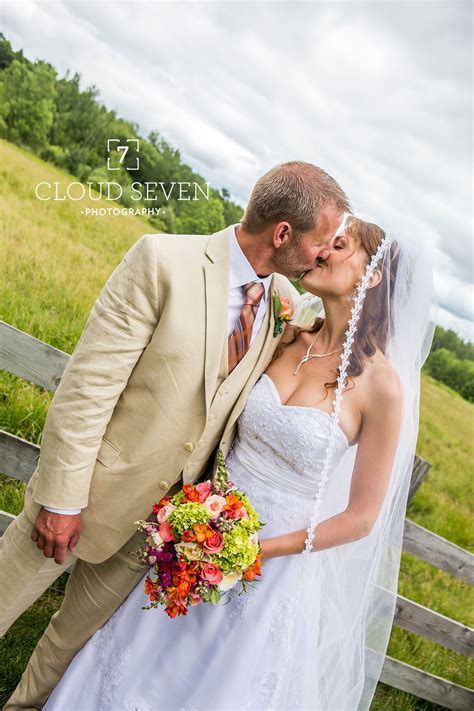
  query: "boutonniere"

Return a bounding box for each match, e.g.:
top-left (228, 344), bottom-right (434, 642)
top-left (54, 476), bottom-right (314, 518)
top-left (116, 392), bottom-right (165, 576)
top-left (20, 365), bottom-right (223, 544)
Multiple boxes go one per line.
top-left (273, 291), bottom-right (325, 337)
top-left (273, 292), bottom-right (295, 336)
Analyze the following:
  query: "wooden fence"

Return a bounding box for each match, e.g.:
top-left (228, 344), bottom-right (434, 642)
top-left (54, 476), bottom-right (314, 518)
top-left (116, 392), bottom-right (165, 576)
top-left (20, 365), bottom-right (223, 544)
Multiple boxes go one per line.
top-left (1, 320), bottom-right (473, 709)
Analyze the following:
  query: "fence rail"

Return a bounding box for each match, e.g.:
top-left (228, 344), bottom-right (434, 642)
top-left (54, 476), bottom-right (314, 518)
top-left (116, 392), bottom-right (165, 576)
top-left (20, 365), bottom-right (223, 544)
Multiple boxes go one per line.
top-left (1, 319), bottom-right (473, 708)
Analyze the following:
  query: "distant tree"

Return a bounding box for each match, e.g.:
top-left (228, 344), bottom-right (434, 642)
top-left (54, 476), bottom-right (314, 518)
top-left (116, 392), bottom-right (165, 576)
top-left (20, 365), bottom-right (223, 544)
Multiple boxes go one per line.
top-left (222, 199), bottom-right (244, 226)
top-left (0, 59), bottom-right (56, 149)
top-left (0, 33), bottom-right (26, 70)
top-left (425, 348), bottom-right (474, 403)
top-left (430, 326), bottom-right (474, 361)
top-left (175, 196), bottom-right (225, 234)
top-left (47, 72), bottom-right (115, 178)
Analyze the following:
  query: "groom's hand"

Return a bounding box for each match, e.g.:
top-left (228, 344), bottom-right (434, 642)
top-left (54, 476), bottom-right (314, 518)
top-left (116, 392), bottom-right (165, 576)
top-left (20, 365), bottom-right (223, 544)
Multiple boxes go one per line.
top-left (31, 509), bottom-right (83, 564)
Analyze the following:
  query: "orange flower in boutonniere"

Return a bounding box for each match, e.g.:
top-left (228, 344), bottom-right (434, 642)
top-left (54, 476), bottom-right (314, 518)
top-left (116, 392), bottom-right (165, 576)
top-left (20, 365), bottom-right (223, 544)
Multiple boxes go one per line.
top-left (273, 292), bottom-right (294, 336)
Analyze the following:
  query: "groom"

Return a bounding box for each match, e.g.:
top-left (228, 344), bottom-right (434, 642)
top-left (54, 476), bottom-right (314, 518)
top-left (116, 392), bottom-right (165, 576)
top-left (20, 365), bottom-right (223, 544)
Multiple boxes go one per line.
top-left (1, 161), bottom-right (349, 709)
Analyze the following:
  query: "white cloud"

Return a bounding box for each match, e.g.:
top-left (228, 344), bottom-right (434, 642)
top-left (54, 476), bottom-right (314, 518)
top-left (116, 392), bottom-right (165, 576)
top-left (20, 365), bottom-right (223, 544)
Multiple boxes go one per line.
top-left (1, 0), bottom-right (472, 339)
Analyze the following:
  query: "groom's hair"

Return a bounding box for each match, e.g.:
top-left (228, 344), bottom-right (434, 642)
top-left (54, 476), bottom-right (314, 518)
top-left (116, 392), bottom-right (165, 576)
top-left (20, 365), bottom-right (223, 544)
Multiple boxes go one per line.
top-left (241, 161), bottom-right (351, 235)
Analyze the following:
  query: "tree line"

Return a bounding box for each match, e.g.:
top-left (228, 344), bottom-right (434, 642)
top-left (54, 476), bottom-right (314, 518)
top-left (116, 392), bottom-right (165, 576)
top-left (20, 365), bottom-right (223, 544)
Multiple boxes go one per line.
top-left (424, 326), bottom-right (474, 402)
top-left (0, 34), bottom-right (243, 234)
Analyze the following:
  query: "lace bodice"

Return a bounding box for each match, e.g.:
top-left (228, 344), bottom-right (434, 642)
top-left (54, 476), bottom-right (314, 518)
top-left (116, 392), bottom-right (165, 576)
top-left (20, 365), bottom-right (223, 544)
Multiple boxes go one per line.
top-left (227, 374), bottom-right (349, 498)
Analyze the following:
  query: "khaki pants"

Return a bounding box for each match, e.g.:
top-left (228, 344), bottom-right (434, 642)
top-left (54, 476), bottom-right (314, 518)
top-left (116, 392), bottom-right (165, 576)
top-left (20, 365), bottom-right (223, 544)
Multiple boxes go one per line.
top-left (1, 510), bottom-right (148, 710)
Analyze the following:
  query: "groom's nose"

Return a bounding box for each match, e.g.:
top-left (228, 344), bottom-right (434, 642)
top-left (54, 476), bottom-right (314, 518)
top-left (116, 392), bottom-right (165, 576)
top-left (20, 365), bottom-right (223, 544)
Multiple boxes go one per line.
top-left (317, 243), bottom-right (333, 261)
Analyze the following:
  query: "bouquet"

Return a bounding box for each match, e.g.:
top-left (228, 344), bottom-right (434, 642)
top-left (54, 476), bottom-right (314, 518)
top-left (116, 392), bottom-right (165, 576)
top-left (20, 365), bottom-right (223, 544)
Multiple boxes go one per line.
top-left (134, 449), bottom-right (265, 618)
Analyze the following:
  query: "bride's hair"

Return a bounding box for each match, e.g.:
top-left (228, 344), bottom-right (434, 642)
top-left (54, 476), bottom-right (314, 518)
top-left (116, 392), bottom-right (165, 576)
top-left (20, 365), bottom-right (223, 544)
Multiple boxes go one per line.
top-left (271, 217), bottom-right (400, 395)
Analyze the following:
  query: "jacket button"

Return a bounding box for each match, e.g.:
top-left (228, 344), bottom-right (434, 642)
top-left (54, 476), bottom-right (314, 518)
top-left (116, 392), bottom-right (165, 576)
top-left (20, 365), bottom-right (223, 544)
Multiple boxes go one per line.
top-left (159, 480), bottom-right (170, 491)
top-left (184, 442), bottom-right (194, 452)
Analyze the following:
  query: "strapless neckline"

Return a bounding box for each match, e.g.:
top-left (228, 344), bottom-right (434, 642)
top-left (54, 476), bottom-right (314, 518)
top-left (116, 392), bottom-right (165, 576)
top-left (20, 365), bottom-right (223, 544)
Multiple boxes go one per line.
top-left (260, 373), bottom-right (349, 447)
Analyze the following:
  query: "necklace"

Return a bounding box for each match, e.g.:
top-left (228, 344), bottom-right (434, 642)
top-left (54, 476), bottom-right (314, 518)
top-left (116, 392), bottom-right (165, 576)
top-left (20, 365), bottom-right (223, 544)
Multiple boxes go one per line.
top-left (293, 330), bottom-right (344, 376)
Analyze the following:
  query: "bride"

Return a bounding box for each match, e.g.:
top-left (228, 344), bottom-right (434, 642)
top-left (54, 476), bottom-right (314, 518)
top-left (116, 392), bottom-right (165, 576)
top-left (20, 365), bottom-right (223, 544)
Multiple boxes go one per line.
top-left (44, 216), bottom-right (435, 711)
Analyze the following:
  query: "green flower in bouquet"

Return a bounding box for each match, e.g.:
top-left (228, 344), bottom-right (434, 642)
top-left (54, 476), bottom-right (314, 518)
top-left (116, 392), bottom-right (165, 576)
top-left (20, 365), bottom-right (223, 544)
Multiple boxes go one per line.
top-left (212, 523), bottom-right (260, 575)
top-left (167, 502), bottom-right (209, 537)
top-left (229, 490), bottom-right (262, 531)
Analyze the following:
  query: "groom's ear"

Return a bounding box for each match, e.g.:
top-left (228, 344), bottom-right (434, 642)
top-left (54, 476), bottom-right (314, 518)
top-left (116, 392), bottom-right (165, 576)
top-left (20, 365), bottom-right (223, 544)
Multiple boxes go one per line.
top-left (273, 221), bottom-right (293, 248)
top-left (367, 268), bottom-right (382, 289)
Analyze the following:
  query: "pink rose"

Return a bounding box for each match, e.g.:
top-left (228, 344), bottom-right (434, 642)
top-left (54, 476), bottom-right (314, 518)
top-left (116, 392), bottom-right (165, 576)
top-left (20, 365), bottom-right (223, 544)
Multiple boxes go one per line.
top-left (204, 494), bottom-right (227, 520)
top-left (200, 563), bottom-right (223, 585)
top-left (189, 592), bottom-right (202, 606)
top-left (202, 529), bottom-right (225, 554)
top-left (195, 481), bottom-right (212, 502)
top-left (157, 503), bottom-right (176, 524)
top-left (158, 521), bottom-right (175, 542)
top-left (233, 506), bottom-right (249, 519)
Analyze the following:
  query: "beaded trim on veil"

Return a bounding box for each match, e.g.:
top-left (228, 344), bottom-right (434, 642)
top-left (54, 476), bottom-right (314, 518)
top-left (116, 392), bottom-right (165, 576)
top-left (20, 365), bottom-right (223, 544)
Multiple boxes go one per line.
top-left (268, 233), bottom-right (393, 710)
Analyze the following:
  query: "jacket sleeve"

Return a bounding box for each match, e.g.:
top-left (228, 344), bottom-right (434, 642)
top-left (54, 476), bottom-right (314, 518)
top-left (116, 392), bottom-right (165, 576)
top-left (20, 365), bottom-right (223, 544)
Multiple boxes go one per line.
top-left (34, 234), bottom-right (162, 509)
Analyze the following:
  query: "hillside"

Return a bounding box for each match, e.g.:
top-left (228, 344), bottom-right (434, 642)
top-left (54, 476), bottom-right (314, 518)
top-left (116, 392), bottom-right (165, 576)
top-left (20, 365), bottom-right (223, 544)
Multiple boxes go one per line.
top-left (0, 140), bottom-right (472, 707)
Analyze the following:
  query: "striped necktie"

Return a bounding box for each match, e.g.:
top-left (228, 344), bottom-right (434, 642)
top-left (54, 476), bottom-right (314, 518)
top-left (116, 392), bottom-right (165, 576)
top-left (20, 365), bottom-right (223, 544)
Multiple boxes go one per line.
top-left (228, 281), bottom-right (265, 374)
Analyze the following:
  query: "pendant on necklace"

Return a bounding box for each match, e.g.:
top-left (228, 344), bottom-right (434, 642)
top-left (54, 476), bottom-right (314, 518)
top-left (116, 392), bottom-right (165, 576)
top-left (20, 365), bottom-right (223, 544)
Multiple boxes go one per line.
top-left (293, 331), bottom-right (344, 376)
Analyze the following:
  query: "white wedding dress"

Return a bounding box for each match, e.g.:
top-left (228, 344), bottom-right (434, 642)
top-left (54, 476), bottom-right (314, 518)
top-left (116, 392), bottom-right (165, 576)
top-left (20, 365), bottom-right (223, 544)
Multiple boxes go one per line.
top-left (44, 374), bottom-right (349, 711)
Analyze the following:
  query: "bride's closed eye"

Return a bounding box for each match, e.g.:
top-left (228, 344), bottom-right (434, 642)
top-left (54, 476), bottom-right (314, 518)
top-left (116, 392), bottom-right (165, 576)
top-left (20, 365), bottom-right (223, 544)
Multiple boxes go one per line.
top-left (333, 237), bottom-right (346, 250)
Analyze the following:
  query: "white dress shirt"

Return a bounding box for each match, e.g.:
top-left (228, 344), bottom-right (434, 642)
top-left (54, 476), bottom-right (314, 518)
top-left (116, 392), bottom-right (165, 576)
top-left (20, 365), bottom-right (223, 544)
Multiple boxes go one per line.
top-left (45, 225), bottom-right (273, 515)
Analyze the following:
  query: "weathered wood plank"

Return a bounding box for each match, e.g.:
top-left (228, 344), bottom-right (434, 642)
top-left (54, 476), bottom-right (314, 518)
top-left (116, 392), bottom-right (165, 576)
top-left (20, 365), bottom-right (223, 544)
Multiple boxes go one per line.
top-left (394, 593), bottom-right (473, 657)
top-left (407, 455), bottom-right (432, 504)
top-left (0, 431), bottom-right (39, 483)
top-left (380, 654), bottom-right (474, 710)
top-left (403, 519), bottom-right (474, 586)
top-left (0, 320), bottom-right (69, 391)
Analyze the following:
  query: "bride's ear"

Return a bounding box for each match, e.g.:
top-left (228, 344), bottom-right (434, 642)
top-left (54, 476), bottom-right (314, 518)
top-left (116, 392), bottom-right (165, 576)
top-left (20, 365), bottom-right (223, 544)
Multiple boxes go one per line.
top-left (366, 267), bottom-right (382, 290)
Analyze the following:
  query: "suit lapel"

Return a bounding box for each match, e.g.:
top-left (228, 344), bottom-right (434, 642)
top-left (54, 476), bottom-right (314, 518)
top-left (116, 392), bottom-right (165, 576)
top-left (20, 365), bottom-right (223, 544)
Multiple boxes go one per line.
top-left (204, 227), bottom-right (231, 413)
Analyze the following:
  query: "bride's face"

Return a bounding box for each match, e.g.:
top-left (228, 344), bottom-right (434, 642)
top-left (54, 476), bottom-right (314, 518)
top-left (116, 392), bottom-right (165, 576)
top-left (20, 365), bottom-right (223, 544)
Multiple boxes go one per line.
top-left (299, 229), bottom-right (368, 299)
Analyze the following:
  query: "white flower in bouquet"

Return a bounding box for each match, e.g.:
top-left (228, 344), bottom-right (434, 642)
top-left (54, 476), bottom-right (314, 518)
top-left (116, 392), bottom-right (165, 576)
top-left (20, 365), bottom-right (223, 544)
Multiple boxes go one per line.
top-left (150, 531), bottom-right (165, 548)
top-left (175, 541), bottom-right (205, 561)
top-left (217, 570), bottom-right (243, 592)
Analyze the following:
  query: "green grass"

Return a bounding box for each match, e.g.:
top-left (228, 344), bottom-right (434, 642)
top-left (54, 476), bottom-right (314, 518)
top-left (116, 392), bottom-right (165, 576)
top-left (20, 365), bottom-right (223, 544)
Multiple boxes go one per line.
top-left (0, 140), bottom-right (473, 708)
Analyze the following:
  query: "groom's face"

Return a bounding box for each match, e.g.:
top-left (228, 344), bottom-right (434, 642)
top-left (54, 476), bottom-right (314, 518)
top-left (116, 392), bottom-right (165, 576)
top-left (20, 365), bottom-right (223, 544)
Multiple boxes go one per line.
top-left (273, 206), bottom-right (343, 281)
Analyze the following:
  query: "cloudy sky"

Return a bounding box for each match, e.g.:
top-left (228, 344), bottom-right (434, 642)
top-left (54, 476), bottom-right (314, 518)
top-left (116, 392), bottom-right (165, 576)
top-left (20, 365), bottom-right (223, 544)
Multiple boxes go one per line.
top-left (2, 0), bottom-right (472, 339)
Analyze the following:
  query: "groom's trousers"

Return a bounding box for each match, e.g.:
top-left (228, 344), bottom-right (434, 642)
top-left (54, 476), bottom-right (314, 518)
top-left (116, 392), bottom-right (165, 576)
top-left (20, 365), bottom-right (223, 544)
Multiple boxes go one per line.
top-left (1, 509), bottom-right (152, 710)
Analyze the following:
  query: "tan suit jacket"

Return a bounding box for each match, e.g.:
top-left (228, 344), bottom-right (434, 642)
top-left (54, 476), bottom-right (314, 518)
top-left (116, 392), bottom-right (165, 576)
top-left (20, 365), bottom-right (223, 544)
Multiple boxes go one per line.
top-left (23, 226), bottom-right (299, 563)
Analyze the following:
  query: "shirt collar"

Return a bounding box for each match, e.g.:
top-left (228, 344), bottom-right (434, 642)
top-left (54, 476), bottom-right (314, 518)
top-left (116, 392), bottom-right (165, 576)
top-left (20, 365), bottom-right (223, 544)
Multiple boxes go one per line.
top-left (229, 224), bottom-right (273, 300)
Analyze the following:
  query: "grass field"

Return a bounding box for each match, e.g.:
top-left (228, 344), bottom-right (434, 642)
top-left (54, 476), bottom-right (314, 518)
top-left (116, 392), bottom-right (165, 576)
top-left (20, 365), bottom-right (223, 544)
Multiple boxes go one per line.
top-left (0, 139), bottom-right (473, 708)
